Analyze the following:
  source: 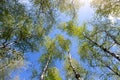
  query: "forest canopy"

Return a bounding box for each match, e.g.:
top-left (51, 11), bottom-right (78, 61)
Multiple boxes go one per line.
top-left (0, 0), bottom-right (120, 80)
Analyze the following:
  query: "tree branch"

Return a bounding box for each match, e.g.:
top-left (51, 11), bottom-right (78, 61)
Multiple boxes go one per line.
top-left (105, 31), bottom-right (120, 46)
top-left (96, 57), bottom-right (120, 77)
top-left (0, 49), bottom-right (24, 71)
top-left (84, 34), bottom-right (120, 61)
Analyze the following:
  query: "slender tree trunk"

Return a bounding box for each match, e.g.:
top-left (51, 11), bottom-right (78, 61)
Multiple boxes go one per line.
top-left (96, 57), bottom-right (120, 77)
top-left (40, 55), bottom-right (51, 80)
top-left (106, 65), bottom-right (120, 77)
top-left (105, 31), bottom-right (120, 46)
top-left (68, 51), bottom-right (81, 80)
top-left (84, 34), bottom-right (120, 61)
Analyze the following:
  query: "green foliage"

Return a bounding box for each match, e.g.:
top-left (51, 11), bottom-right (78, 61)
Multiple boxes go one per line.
top-left (34, 0), bottom-right (81, 17)
top-left (38, 0), bottom-right (120, 79)
top-left (2, 0), bottom-right (120, 80)
top-left (44, 67), bottom-right (62, 80)
top-left (64, 57), bottom-right (87, 79)
top-left (59, 21), bottom-right (86, 39)
top-left (39, 35), bottom-right (71, 68)
top-left (0, 0), bottom-right (84, 79)
top-left (57, 1), bottom-right (120, 79)
top-left (78, 41), bottom-right (102, 61)
top-left (78, 42), bottom-right (91, 60)
top-left (34, 0), bottom-right (51, 11)
top-left (0, 0), bottom-right (46, 79)
top-left (0, 0), bottom-right (45, 53)
top-left (58, 0), bottom-right (81, 17)
top-left (56, 35), bottom-right (70, 51)
top-left (78, 23), bottom-right (120, 78)
top-left (91, 0), bottom-right (120, 17)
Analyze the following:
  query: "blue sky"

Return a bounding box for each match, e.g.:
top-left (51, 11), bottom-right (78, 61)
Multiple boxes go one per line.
top-left (14, 0), bottom-right (95, 80)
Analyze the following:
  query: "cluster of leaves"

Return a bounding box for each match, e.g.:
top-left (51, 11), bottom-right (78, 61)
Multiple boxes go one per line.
top-left (60, 19), bottom-right (120, 79)
top-left (0, 0), bottom-right (83, 79)
top-left (39, 35), bottom-right (70, 70)
top-left (1, 0), bottom-right (120, 80)
top-left (64, 57), bottom-right (87, 80)
top-left (0, 0), bottom-right (53, 79)
top-left (91, 0), bottom-right (120, 17)
top-left (44, 67), bottom-right (62, 80)
top-left (59, 21), bottom-right (86, 38)
top-left (58, 0), bottom-right (120, 79)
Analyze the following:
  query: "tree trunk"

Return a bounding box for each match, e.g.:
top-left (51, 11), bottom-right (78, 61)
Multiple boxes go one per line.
top-left (40, 55), bottom-right (51, 80)
top-left (68, 51), bottom-right (81, 80)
